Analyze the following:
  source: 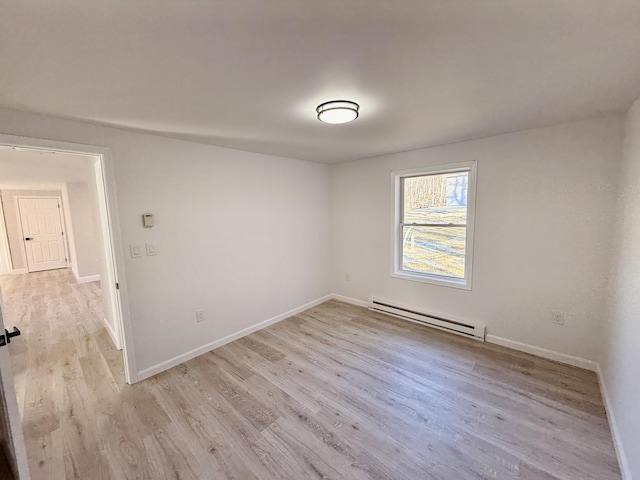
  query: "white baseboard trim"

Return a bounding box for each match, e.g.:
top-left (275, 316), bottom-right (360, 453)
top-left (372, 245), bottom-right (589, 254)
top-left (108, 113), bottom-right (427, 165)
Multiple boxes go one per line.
top-left (329, 295), bottom-right (598, 369)
top-left (103, 317), bottom-right (121, 351)
top-left (70, 264), bottom-right (79, 282)
top-left (76, 274), bottom-right (100, 284)
top-left (330, 294), bottom-right (368, 308)
top-left (136, 294), bottom-right (334, 381)
top-left (485, 334), bottom-right (598, 372)
top-left (10, 268), bottom-right (27, 275)
top-left (596, 364), bottom-right (632, 480)
top-left (329, 294), bottom-right (599, 372)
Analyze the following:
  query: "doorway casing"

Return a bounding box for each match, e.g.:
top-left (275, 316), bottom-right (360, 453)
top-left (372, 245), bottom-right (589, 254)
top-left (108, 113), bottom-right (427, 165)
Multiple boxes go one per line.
top-left (0, 134), bottom-right (137, 384)
top-left (0, 198), bottom-right (12, 275)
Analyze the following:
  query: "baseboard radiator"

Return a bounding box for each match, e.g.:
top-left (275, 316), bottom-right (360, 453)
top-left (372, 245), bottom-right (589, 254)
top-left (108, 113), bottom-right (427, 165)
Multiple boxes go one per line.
top-left (367, 297), bottom-right (485, 341)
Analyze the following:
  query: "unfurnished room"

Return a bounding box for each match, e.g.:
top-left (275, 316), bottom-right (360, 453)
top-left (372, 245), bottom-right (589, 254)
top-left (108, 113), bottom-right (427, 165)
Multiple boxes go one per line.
top-left (0, 1), bottom-right (638, 479)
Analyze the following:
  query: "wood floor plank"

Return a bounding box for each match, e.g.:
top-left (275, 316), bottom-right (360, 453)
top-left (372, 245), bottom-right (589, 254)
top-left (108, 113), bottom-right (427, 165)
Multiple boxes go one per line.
top-left (0, 271), bottom-right (622, 479)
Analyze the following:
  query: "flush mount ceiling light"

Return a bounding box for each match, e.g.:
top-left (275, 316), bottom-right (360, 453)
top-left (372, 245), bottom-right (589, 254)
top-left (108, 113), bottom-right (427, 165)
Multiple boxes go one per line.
top-left (316, 100), bottom-right (359, 124)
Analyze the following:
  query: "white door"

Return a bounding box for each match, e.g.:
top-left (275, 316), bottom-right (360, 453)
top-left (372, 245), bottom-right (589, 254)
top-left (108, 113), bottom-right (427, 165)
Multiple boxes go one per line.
top-left (0, 291), bottom-right (30, 479)
top-left (18, 198), bottom-right (67, 273)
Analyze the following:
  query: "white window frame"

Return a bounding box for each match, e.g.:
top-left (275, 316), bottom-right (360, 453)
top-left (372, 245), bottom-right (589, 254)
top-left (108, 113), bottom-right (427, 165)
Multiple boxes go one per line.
top-left (391, 160), bottom-right (477, 290)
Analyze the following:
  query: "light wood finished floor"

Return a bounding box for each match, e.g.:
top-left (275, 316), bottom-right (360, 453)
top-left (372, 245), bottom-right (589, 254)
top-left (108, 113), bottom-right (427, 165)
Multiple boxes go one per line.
top-left (0, 269), bottom-right (621, 479)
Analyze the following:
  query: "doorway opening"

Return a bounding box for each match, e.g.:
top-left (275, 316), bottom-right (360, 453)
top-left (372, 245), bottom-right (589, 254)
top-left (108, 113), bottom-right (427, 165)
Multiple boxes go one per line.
top-left (0, 136), bottom-right (136, 478)
top-left (0, 136), bottom-right (134, 377)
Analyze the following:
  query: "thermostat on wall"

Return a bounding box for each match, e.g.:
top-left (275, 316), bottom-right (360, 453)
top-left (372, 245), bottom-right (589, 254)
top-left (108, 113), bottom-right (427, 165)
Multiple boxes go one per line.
top-left (142, 213), bottom-right (154, 228)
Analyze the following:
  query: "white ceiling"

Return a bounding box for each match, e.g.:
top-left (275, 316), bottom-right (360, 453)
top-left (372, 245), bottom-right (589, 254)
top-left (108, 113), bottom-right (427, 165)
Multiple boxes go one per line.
top-left (0, 146), bottom-right (94, 187)
top-left (1, 0), bottom-right (640, 164)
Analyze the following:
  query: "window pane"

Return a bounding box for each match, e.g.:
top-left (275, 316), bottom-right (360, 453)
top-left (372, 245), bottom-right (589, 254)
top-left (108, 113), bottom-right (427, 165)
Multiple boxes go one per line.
top-left (401, 226), bottom-right (466, 278)
top-left (403, 172), bottom-right (469, 224)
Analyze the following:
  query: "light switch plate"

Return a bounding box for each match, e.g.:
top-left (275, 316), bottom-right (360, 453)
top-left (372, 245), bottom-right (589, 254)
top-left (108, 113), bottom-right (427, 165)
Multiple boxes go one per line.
top-left (130, 244), bottom-right (142, 258)
top-left (142, 213), bottom-right (154, 228)
top-left (145, 243), bottom-right (157, 256)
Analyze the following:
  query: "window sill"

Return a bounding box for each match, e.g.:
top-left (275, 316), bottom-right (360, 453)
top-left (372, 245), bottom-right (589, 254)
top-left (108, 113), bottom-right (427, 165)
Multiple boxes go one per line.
top-left (391, 270), bottom-right (472, 290)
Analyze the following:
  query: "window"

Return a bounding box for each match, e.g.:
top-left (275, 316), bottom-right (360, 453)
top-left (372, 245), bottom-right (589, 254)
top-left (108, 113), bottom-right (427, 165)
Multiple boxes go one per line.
top-left (392, 161), bottom-right (477, 289)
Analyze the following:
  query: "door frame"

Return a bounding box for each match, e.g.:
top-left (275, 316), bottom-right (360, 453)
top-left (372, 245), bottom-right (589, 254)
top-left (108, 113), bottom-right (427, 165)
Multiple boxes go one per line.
top-left (15, 195), bottom-right (70, 273)
top-left (0, 134), bottom-right (137, 384)
top-left (0, 198), bottom-right (12, 275)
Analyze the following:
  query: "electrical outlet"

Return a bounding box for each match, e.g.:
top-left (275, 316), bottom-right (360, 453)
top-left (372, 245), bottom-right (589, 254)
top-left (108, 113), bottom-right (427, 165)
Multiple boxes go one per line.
top-left (345, 273), bottom-right (351, 282)
top-left (551, 311), bottom-right (565, 325)
top-left (196, 309), bottom-right (205, 323)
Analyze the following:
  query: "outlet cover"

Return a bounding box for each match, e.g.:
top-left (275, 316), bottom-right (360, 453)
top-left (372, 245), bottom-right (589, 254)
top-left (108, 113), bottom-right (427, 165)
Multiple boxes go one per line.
top-left (551, 311), bottom-right (565, 325)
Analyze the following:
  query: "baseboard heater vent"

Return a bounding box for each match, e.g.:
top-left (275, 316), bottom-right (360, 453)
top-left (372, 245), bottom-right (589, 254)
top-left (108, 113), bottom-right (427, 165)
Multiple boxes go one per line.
top-left (368, 298), bottom-right (485, 341)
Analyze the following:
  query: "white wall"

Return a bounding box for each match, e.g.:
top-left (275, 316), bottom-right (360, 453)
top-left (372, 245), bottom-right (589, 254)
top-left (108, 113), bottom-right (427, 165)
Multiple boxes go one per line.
top-left (331, 116), bottom-right (622, 361)
top-left (0, 107), bottom-right (331, 374)
top-left (64, 182), bottom-right (100, 280)
top-left (601, 96), bottom-right (640, 480)
top-left (0, 189), bottom-right (65, 271)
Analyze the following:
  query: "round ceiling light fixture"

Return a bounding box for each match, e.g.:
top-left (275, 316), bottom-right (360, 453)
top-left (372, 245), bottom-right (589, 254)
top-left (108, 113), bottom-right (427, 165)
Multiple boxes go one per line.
top-left (316, 100), bottom-right (359, 124)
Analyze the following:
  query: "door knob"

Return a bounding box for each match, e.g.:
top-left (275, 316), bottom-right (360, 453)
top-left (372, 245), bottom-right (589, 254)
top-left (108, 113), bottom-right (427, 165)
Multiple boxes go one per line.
top-left (24, 237), bottom-right (33, 241)
top-left (0, 327), bottom-right (20, 347)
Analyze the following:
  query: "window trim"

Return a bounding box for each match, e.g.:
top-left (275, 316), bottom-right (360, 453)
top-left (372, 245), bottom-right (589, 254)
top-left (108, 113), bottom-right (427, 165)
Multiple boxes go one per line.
top-left (390, 160), bottom-right (477, 290)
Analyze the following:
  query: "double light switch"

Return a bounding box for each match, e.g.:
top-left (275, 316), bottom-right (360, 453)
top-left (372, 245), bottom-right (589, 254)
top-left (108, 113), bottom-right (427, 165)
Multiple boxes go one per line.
top-left (130, 243), bottom-right (156, 258)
